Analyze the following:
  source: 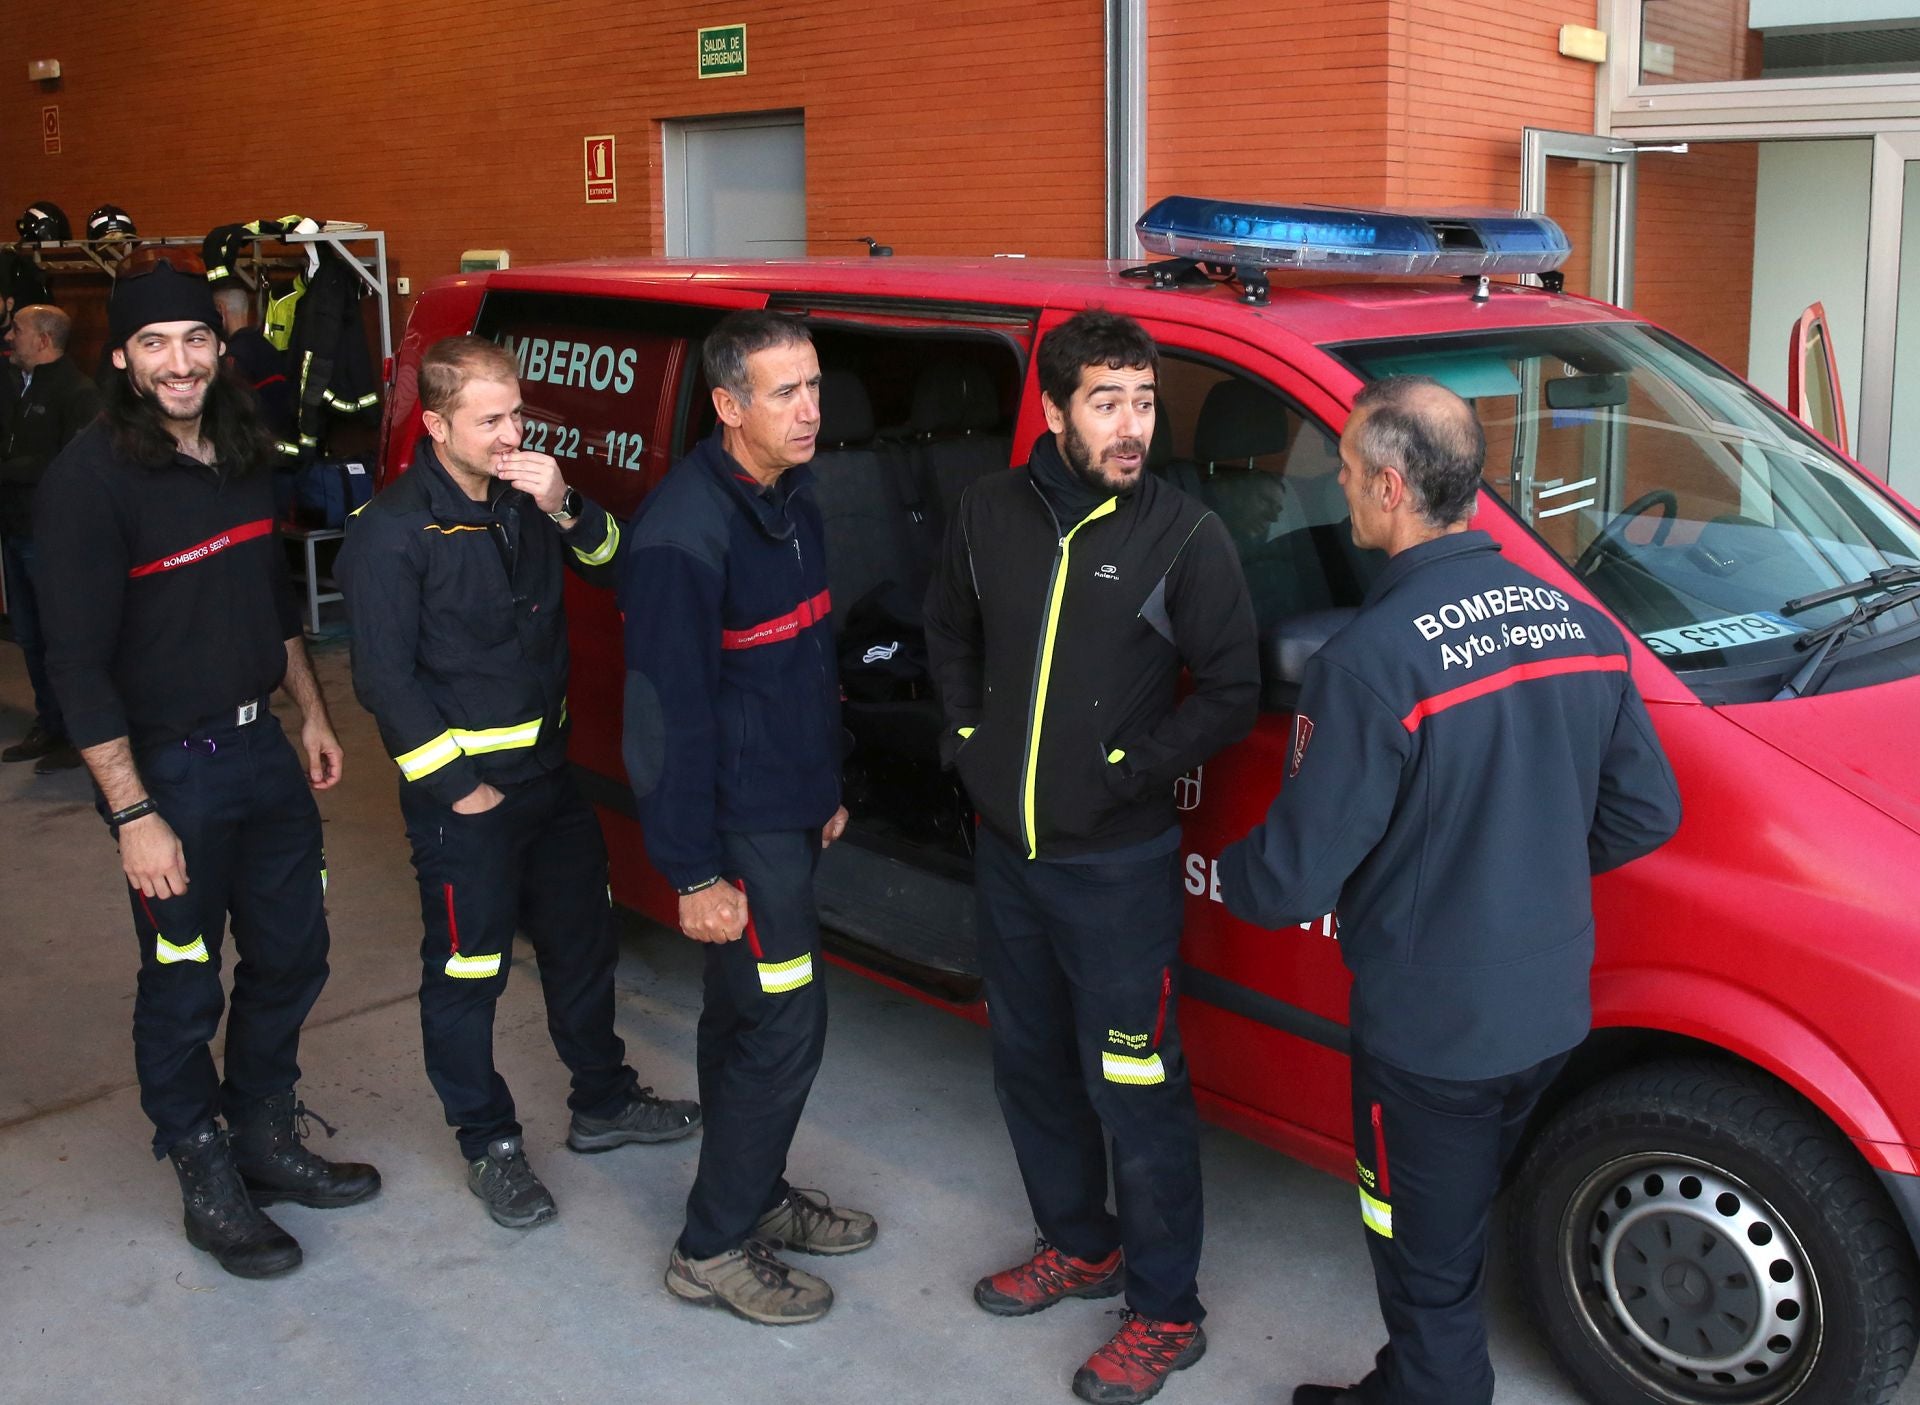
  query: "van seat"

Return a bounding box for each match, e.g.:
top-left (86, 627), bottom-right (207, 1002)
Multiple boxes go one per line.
top-left (809, 368), bottom-right (935, 623)
top-left (912, 361), bottom-right (1011, 521)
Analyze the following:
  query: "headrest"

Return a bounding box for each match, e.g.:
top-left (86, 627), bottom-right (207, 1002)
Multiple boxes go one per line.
top-left (1147, 403), bottom-right (1173, 471)
top-left (817, 368), bottom-right (875, 446)
top-left (910, 361), bottom-right (1001, 436)
top-left (1194, 378), bottom-right (1295, 465)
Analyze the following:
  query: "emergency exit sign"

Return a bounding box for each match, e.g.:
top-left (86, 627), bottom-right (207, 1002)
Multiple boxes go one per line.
top-left (698, 24), bottom-right (747, 78)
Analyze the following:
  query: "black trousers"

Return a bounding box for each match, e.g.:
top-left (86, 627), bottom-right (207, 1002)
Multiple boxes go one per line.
top-left (400, 767), bottom-right (636, 1161)
top-left (121, 712), bottom-right (330, 1158)
top-left (973, 826), bottom-right (1204, 1325)
top-left (1348, 1043), bottom-right (1569, 1405)
top-left (679, 828), bottom-right (828, 1260)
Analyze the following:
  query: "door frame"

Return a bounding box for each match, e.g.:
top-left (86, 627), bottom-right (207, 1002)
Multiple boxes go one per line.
top-left (1856, 131), bottom-right (1920, 478)
top-left (1520, 127), bottom-right (1638, 308)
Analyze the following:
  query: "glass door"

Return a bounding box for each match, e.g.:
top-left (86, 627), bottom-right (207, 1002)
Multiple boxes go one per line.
top-left (1520, 128), bottom-right (1637, 306)
top-left (1859, 132), bottom-right (1920, 499)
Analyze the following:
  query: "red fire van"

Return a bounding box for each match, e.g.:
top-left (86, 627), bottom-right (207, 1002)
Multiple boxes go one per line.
top-left (377, 200), bottom-right (1920, 1405)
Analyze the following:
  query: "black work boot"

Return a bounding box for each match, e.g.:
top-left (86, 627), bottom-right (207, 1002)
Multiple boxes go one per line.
top-left (230, 1092), bottom-right (382, 1208)
top-left (167, 1126), bottom-right (303, 1279)
top-left (468, 1136), bottom-right (557, 1229)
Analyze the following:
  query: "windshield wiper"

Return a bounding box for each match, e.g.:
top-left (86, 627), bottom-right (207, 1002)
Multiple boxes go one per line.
top-left (1783, 563), bottom-right (1920, 616)
top-left (1773, 584), bottom-right (1920, 700)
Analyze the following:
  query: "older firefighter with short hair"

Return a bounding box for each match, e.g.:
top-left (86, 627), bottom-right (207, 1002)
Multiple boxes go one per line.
top-left (340, 335), bottom-right (698, 1231)
top-left (1219, 376), bottom-right (1682, 1405)
top-left (925, 310), bottom-right (1259, 1405)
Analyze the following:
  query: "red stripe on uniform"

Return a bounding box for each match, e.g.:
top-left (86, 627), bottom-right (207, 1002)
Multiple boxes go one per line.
top-left (443, 883), bottom-right (460, 955)
top-left (721, 588), bottom-right (832, 651)
top-left (128, 518), bottom-right (274, 578)
top-left (1399, 654), bottom-right (1627, 733)
top-left (734, 879), bottom-right (763, 958)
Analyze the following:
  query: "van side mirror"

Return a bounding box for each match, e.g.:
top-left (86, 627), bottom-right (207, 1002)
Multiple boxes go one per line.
top-left (1261, 608), bottom-right (1359, 711)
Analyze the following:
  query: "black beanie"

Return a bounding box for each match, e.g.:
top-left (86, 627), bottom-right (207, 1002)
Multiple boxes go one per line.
top-left (108, 259), bottom-right (221, 346)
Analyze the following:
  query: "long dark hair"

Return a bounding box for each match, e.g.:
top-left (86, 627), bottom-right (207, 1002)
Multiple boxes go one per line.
top-left (103, 358), bottom-right (277, 473)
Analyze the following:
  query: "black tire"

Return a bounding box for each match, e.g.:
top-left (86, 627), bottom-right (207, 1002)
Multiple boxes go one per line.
top-left (1509, 1059), bottom-right (1917, 1405)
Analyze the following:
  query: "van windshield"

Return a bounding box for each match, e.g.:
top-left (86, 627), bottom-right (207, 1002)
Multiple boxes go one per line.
top-left (1331, 323), bottom-right (1920, 701)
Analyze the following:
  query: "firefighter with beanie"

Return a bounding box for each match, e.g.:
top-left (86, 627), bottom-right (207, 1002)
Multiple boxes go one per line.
top-left (924, 310), bottom-right (1259, 1405)
top-left (34, 261), bottom-right (379, 1280)
top-left (339, 335), bottom-right (698, 1232)
top-left (1217, 376), bottom-right (1682, 1405)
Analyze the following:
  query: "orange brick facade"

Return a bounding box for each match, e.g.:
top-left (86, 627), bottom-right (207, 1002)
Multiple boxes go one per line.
top-left (2, 1), bottom-right (1756, 370)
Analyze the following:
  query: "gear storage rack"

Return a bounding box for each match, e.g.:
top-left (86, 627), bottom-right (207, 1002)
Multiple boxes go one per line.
top-left (9, 224), bottom-right (394, 364)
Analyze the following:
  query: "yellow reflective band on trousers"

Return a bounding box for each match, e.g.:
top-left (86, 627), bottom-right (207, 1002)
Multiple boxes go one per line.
top-left (572, 517), bottom-right (620, 567)
top-left (156, 934), bottom-right (210, 965)
top-left (444, 952), bottom-right (502, 979)
top-left (757, 954), bottom-right (814, 994)
top-left (392, 715), bottom-right (545, 780)
top-left (1359, 1185), bottom-right (1394, 1238)
top-left (1101, 1050), bottom-right (1166, 1085)
top-left (1019, 497), bottom-right (1118, 859)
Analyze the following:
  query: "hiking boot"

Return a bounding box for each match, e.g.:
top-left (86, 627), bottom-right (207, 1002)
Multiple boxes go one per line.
top-left (2, 723), bottom-right (57, 763)
top-left (974, 1236), bottom-right (1124, 1316)
top-left (664, 1237), bottom-right (833, 1325)
top-left (33, 741), bottom-right (81, 774)
top-left (467, 1136), bottom-right (556, 1229)
top-left (167, 1126), bottom-right (303, 1279)
top-left (752, 1186), bottom-right (877, 1256)
top-left (230, 1092), bottom-right (381, 1209)
top-left (566, 1084), bottom-right (701, 1152)
top-left (1072, 1312), bottom-right (1207, 1404)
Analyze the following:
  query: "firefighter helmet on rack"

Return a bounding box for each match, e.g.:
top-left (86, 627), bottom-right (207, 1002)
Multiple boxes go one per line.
top-left (87, 204), bottom-right (138, 242)
top-left (16, 202), bottom-right (71, 243)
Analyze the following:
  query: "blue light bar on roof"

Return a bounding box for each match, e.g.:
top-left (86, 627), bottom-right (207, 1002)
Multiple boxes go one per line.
top-left (1135, 196), bottom-right (1571, 277)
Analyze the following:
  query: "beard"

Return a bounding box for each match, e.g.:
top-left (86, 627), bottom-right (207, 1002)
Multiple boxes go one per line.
top-left (1061, 420), bottom-right (1148, 496)
top-left (129, 366), bottom-right (211, 423)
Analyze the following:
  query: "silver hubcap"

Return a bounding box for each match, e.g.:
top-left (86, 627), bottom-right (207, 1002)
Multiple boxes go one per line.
top-left (1568, 1155), bottom-right (1819, 1397)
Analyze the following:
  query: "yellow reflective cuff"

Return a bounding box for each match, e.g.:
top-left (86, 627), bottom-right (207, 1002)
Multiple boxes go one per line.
top-left (452, 719), bottom-right (542, 755)
top-left (757, 954), bottom-right (814, 993)
top-left (1101, 1051), bottom-right (1166, 1085)
top-left (1359, 1186), bottom-right (1393, 1239)
top-left (444, 952), bottom-right (502, 979)
top-left (958, 726), bottom-right (975, 739)
top-left (156, 934), bottom-right (210, 965)
top-left (572, 516), bottom-right (620, 567)
top-left (395, 731), bottom-right (461, 781)
top-left (274, 440), bottom-right (301, 457)
top-left (1107, 748), bottom-right (1126, 764)
top-left (352, 392), bottom-right (379, 410)
top-left (205, 268), bottom-right (228, 281)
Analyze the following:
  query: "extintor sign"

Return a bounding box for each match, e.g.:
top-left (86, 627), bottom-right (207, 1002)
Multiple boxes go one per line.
top-left (584, 135), bottom-right (617, 204)
top-left (42, 105), bottom-right (60, 156)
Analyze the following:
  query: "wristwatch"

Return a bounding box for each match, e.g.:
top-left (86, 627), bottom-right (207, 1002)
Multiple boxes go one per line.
top-left (548, 486), bottom-right (583, 523)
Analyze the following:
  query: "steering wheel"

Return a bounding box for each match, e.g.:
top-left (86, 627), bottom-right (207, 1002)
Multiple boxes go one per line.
top-left (1573, 489), bottom-right (1678, 579)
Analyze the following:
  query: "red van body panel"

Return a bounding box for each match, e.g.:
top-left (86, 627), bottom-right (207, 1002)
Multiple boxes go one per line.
top-left (377, 257), bottom-right (1920, 1197)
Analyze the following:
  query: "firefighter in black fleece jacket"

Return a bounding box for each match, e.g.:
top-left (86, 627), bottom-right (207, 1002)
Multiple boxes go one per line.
top-left (925, 311), bottom-right (1257, 1405)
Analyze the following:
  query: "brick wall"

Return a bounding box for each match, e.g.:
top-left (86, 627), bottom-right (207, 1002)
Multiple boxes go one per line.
top-left (1633, 143), bottom-right (1758, 374)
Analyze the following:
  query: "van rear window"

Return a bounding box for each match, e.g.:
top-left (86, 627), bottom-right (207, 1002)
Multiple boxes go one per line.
top-left (473, 293), bottom-right (723, 518)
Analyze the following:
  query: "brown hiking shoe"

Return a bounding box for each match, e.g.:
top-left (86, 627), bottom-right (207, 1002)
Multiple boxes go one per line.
top-left (974, 1236), bottom-right (1125, 1316)
top-left (752, 1186), bottom-right (878, 1256)
top-left (665, 1237), bottom-right (833, 1325)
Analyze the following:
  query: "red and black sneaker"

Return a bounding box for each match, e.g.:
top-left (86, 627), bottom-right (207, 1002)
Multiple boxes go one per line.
top-left (972, 1236), bottom-right (1124, 1317)
top-left (1071, 1311), bottom-right (1207, 1404)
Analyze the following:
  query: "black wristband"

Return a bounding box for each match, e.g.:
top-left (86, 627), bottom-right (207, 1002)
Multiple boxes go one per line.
top-left (107, 797), bottom-right (158, 831)
top-left (676, 875), bottom-right (722, 896)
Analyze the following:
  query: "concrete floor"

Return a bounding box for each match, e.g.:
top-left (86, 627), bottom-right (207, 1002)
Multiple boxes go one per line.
top-left (1, 640), bottom-right (1912, 1405)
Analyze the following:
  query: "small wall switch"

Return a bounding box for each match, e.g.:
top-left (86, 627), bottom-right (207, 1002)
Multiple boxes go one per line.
top-left (395, 276), bottom-right (411, 295)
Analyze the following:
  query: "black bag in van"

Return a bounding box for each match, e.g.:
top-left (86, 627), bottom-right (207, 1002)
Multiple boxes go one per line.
top-left (838, 581), bottom-right (931, 702)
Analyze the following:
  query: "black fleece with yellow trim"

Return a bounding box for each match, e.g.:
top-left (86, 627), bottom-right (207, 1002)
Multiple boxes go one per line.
top-left (338, 439), bottom-right (621, 807)
top-left (925, 432), bottom-right (1259, 860)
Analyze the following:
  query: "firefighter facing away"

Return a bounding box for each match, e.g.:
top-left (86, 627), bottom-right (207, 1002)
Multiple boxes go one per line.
top-left (339, 335), bottom-right (699, 1231)
top-left (1218, 376), bottom-right (1682, 1405)
top-left (925, 310), bottom-right (1260, 1405)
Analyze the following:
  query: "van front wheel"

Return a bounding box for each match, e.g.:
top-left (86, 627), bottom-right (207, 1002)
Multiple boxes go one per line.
top-left (1509, 1059), bottom-right (1917, 1405)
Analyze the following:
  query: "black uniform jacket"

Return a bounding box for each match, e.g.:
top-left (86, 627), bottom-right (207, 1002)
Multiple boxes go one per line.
top-left (1219, 531), bottom-right (1681, 1080)
top-left (34, 421), bottom-right (301, 750)
top-left (2, 355), bottom-right (101, 537)
top-left (338, 439), bottom-right (621, 808)
top-left (925, 448), bottom-right (1258, 861)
